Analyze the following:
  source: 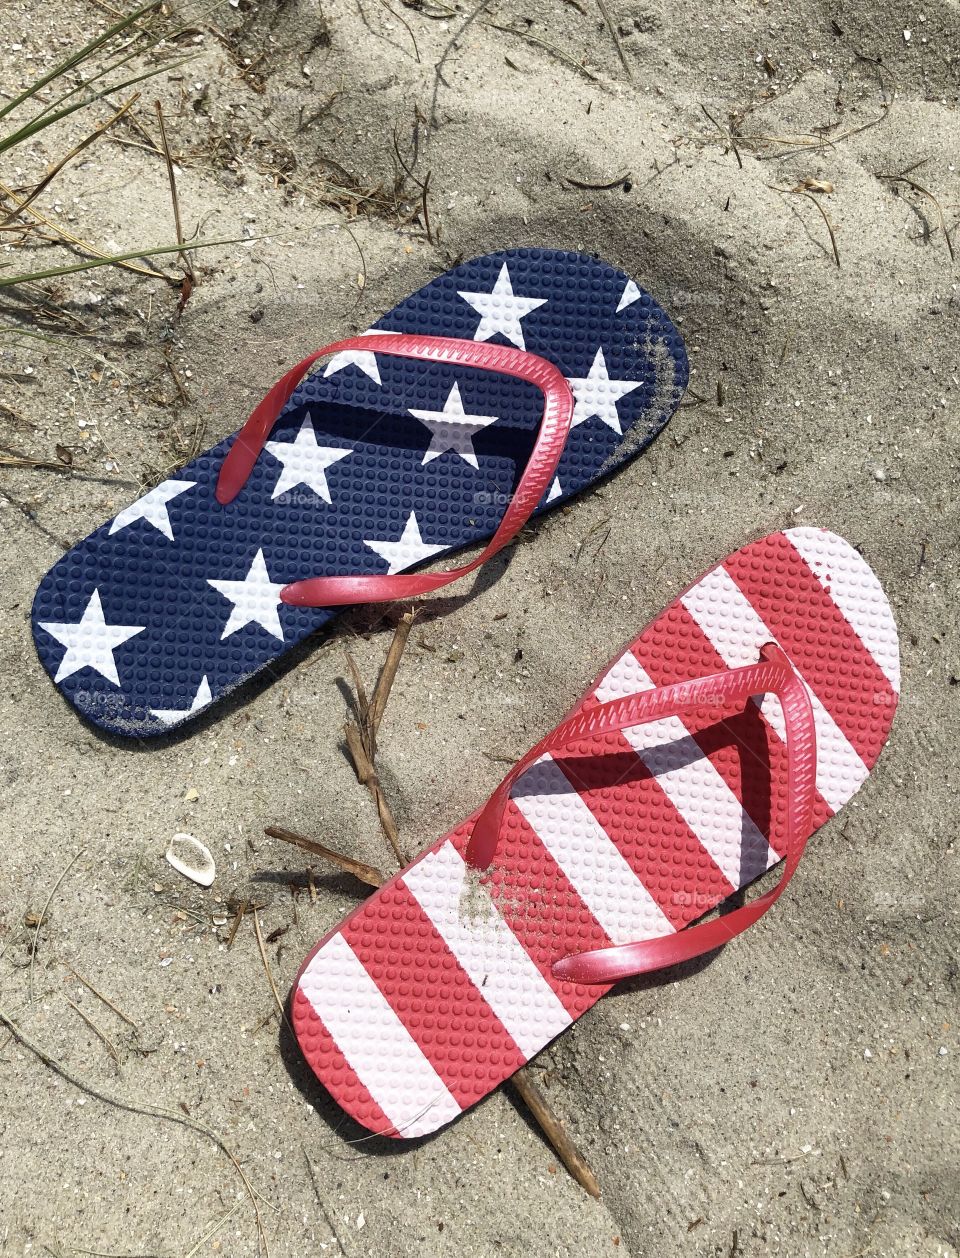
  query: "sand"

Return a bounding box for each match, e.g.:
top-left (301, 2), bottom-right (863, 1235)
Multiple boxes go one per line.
top-left (1, 0), bottom-right (958, 1254)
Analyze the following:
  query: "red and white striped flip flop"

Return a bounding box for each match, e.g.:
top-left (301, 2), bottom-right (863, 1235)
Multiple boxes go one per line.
top-left (291, 527), bottom-right (899, 1138)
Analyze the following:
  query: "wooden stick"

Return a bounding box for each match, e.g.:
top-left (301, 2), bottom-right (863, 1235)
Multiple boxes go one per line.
top-left (264, 826), bottom-right (384, 889)
top-left (510, 1068), bottom-right (601, 1198)
top-left (368, 609), bottom-right (417, 750)
top-left (343, 722), bottom-right (405, 866)
top-left (225, 899), bottom-right (247, 949)
top-left (344, 650), bottom-right (372, 737)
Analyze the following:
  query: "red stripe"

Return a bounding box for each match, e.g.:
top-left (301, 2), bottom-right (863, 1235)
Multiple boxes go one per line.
top-left (725, 534), bottom-right (896, 766)
top-left (291, 987), bottom-right (396, 1136)
top-left (552, 727), bottom-right (737, 930)
top-left (631, 604), bottom-right (835, 843)
top-left (339, 875), bottom-right (527, 1107)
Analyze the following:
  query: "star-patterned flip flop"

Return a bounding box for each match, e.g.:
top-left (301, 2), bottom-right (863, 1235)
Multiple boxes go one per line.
top-left (32, 249), bottom-right (687, 737)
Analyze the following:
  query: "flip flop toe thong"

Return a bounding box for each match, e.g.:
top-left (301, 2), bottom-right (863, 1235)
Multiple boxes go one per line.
top-left (31, 249), bottom-right (687, 736)
top-left (291, 527), bottom-right (899, 1138)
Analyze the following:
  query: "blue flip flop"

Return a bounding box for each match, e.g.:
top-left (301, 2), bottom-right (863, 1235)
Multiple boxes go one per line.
top-left (31, 249), bottom-right (687, 737)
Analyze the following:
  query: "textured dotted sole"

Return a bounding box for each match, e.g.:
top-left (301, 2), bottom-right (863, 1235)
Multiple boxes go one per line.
top-left (31, 249), bottom-right (687, 737)
top-left (292, 527), bottom-right (900, 1139)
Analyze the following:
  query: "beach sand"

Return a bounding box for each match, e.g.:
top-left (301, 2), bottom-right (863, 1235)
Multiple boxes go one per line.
top-left (1, 0), bottom-right (958, 1253)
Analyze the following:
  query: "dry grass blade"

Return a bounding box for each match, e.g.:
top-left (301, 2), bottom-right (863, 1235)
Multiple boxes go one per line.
top-left (65, 995), bottom-right (121, 1069)
top-left (595, 0), bottom-right (631, 79)
top-left (153, 99), bottom-right (195, 285)
top-left (485, 21), bottom-right (602, 83)
top-left (68, 969), bottom-right (139, 1030)
top-left (511, 1069), bottom-right (602, 1198)
top-left (0, 450), bottom-right (69, 471)
top-left (777, 187), bottom-right (840, 267)
top-left (1, 94), bottom-right (139, 226)
top-left (29, 849), bottom-right (84, 1001)
top-left (0, 1007), bottom-right (269, 1256)
top-left (877, 169), bottom-right (955, 261)
top-left (252, 908), bottom-right (290, 1030)
top-left (264, 826), bottom-right (385, 889)
top-left (0, 179), bottom-right (165, 279)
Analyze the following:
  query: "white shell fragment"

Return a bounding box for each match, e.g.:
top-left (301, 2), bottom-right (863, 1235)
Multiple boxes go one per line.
top-left (165, 833), bottom-right (216, 887)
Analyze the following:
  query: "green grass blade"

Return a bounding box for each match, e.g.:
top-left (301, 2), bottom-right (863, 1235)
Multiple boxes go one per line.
top-left (0, 1), bottom-right (159, 122)
top-left (0, 237), bottom-right (242, 289)
top-left (29, 21), bottom-right (182, 126)
top-left (0, 58), bottom-right (194, 156)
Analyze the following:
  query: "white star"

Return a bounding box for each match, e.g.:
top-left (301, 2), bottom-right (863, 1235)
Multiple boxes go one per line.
top-left (457, 262), bottom-right (547, 351)
top-left (208, 549), bottom-right (285, 642)
top-left (323, 329), bottom-right (399, 386)
top-left (408, 382), bottom-right (499, 469)
top-left (39, 589), bottom-right (145, 686)
top-left (108, 479), bottom-right (196, 541)
top-left (364, 512), bottom-right (445, 575)
top-left (616, 279), bottom-right (642, 313)
top-left (566, 348), bottom-right (643, 434)
top-left (546, 476), bottom-right (562, 504)
top-left (265, 417), bottom-right (351, 503)
top-left (150, 676), bottom-right (213, 726)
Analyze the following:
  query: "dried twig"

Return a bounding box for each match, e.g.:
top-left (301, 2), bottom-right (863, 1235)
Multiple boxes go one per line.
top-left (225, 899), bottom-right (248, 948)
top-left (368, 608), bottom-right (418, 750)
top-left (338, 615), bottom-right (601, 1197)
top-left (264, 826), bottom-right (385, 889)
top-left (565, 170), bottom-right (631, 190)
top-left (484, 20), bottom-right (601, 83)
top-left (340, 611), bottom-right (418, 865)
top-left (343, 721), bottom-right (405, 866)
top-left (511, 1069), bottom-right (602, 1198)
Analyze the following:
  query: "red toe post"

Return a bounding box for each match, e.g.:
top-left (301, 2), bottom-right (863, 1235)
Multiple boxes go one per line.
top-left (465, 643), bottom-right (818, 984)
top-left (215, 333), bottom-right (574, 607)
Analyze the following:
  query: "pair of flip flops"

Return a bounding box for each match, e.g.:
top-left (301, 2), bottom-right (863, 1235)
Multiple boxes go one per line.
top-left (31, 249), bottom-right (900, 1139)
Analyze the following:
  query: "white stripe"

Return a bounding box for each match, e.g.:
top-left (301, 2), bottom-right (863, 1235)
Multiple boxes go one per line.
top-left (511, 758), bottom-right (674, 944)
top-left (785, 527), bottom-right (900, 693)
top-left (402, 842), bottom-right (571, 1058)
top-left (680, 565), bottom-right (869, 813)
top-left (298, 933), bottom-right (460, 1137)
top-left (595, 653), bottom-right (777, 886)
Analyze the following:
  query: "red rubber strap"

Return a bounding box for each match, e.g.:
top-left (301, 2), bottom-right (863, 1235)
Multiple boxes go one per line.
top-left (215, 334), bottom-right (574, 608)
top-left (464, 643), bottom-right (818, 984)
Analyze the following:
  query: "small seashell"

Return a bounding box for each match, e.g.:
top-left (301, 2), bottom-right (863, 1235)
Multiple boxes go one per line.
top-left (165, 833), bottom-right (216, 888)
